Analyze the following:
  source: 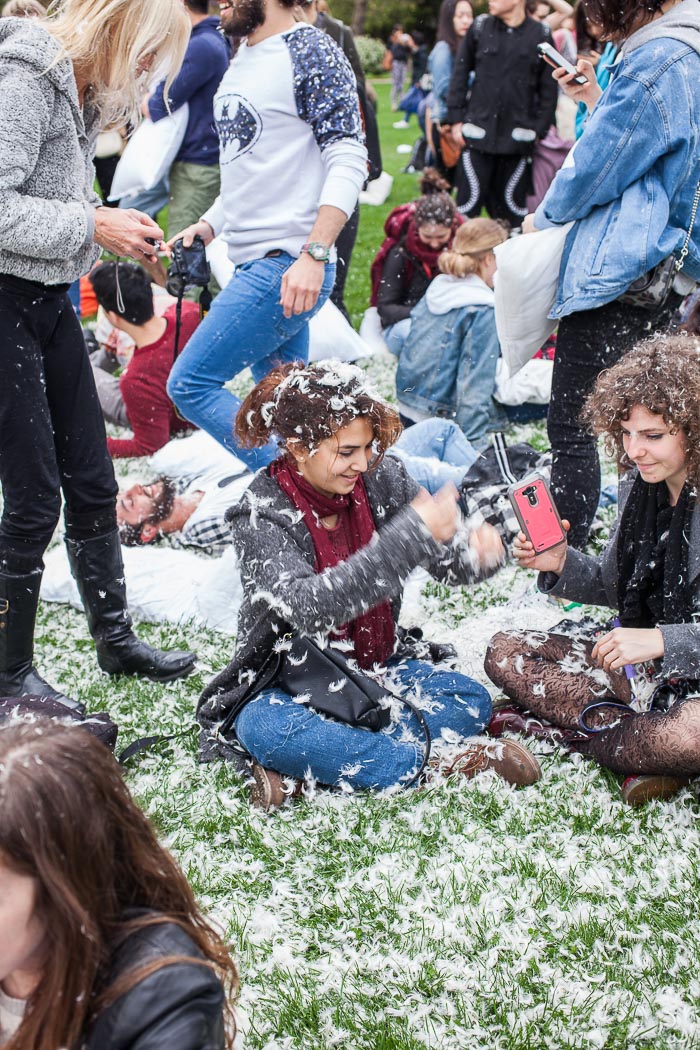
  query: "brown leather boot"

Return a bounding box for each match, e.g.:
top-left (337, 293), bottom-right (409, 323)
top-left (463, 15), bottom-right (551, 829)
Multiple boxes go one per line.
top-left (250, 762), bottom-right (302, 811)
top-left (443, 739), bottom-right (542, 787)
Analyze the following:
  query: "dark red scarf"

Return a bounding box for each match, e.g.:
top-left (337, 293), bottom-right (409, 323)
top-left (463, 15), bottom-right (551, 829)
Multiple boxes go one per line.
top-left (270, 457), bottom-right (395, 669)
top-left (405, 218), bottom-right (455, 278)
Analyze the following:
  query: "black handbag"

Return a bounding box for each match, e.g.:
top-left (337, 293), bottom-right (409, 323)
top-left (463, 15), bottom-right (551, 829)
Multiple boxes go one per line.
top-left (220, 636), bottom-right (432, 785)
top-left (620, 179), bottom-right (700, 311)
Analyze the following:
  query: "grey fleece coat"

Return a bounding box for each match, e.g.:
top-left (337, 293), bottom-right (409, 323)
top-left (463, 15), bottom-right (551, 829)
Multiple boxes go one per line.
top-left (0, 18), bottom-right (101, 284)
top-left (540, 471), bottom-right (700, 679)
top-left (197, 457), bottom-right (500, 759)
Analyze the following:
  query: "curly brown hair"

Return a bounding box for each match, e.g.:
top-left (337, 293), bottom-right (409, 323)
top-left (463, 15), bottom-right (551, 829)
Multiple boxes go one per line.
top-left (582, 334), bottom-right (700, 487)
top-left (235, 360), bottom-right (402, 464)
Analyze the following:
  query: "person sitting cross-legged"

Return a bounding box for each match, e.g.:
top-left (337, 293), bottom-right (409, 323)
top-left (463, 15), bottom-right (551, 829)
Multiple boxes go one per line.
top-left (90, 261), bottom-right (198, 458)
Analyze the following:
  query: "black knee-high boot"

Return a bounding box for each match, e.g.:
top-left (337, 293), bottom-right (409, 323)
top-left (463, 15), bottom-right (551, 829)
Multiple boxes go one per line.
top-left (65, 530), bottom-right (196, 681)
top-left (0, 568), bottom-right (85, 712)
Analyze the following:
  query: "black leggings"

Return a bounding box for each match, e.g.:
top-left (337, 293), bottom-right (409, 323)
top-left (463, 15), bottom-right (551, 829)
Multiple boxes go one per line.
top-left (0, 275), bottom-right (117, 573)
top-left (547, 294), bottom-right (681, 549)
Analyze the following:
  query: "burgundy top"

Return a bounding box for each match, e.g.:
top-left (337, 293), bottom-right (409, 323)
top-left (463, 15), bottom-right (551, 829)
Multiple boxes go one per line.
top-left (107, 302), bottom-right (198, 458)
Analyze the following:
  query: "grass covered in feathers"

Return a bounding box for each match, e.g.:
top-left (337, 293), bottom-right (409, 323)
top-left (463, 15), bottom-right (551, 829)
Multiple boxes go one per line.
top-left (25, 80), bottom-right (700, 1049)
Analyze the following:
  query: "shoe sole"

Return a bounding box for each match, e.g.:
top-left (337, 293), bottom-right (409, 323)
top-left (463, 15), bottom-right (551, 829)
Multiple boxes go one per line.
top-left (621, 775), bottom-right (690, 806)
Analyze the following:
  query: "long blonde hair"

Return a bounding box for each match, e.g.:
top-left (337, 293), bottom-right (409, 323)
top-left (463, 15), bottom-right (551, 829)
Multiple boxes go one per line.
top-left (44, 0), bottom-right (190, 127)
top-left (439, 218), bottom-right (507, 279)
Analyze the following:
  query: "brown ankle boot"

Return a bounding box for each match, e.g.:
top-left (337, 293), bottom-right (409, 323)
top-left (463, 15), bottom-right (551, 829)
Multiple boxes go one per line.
top-left (249, 762), bottom-right (302, 811)
top-left (444, 739), bottom-right (542, 787)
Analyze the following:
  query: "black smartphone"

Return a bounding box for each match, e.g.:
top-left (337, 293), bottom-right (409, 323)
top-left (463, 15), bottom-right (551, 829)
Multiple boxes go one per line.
top-left (537, 42), bottom-right (589, 86)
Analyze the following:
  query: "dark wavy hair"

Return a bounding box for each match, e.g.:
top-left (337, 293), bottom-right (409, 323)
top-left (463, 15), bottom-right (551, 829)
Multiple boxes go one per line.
top-left (578, 0), bottom-right (664, 42)
top-left (0, 722), bottom-right (238, 1050)
top-left (582, 335), bottom-right (700, 488)
top-left (235, 360), bottom-right (402, 463)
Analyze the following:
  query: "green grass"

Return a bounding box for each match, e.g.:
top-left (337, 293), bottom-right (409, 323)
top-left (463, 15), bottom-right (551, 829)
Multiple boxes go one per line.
top-left (26, 79), bottom-right (700, 1050)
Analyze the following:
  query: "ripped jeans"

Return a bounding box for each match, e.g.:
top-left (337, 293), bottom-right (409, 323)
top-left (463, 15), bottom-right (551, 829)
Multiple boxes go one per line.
top-left (234, 657), bottom-right (492, 789)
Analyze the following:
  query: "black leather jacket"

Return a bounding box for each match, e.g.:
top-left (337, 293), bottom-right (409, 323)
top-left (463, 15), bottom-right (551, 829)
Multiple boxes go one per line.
top-left (83, 916), bottom-right (226, 1050)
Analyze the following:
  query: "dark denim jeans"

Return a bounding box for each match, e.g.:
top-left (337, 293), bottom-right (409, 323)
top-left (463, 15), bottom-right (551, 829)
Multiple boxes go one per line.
top-left (167, 251), bottom-right (335, 471)
top-left (547, 293), bottom-right (681, 548)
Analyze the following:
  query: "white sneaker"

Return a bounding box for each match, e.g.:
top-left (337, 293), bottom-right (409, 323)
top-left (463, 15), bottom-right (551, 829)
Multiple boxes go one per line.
top-left (392, 119), bottom-right (410, 129)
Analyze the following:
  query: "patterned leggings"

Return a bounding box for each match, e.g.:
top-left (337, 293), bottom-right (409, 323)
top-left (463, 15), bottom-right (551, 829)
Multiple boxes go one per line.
top-left (484, 629), bottom-right (700, 777)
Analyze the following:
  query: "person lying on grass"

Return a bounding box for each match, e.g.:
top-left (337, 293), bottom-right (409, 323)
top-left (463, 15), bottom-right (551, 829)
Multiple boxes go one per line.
top-left (484, 335), bottom-right (700, 807)
top-left (196, 360), bottom-right (541, 809)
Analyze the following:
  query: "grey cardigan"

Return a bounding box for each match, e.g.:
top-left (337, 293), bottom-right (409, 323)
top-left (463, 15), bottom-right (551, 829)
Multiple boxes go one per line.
top-left (540, 471), bottom-right (700, 679)
top-left (0, 18), bottom-right (101, 284)
top-left (197, 458), bottom-right (500, 759)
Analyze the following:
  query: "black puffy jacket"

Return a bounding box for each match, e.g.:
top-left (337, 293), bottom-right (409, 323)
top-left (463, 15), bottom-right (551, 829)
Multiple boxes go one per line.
top-left (83, 917), bottom-right (227, 1050)
top-left (446, 14), bottom-right (558, 155)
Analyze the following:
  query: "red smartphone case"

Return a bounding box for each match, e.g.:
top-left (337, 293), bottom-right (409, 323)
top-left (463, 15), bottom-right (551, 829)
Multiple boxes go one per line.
top-left (508, 475), bottom-right (566, 554)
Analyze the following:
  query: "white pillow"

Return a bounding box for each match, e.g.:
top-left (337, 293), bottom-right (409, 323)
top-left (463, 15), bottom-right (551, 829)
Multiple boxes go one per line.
top-left (108, 106), bottom-right (189, 201)
top-left (493, 222), bottom-right (573, 375)
top-left (309, 300), bottom-right (374, 363)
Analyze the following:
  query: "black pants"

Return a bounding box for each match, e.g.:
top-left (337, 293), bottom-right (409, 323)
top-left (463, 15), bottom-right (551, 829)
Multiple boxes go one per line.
top-left (330, 202), bottom-right (360, 323)
top-left (548, 293), bottom-right (681, 548)
top-left (456, 149), bottom-right (531, 228)
top-left (0, 275), bottom-right (118, 573)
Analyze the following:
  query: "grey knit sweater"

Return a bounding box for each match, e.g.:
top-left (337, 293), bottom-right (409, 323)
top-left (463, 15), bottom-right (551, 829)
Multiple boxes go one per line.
top-left (0, 18), bottom-right (101, 284)
top-left (197, 457), bottom-right (501, 760)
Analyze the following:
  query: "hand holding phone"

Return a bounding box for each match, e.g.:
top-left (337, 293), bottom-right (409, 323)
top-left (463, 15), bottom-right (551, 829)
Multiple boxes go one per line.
top-left (508, 473), bottom-right (568, 566)
top-left (537, 41), bottom-right (589, 86)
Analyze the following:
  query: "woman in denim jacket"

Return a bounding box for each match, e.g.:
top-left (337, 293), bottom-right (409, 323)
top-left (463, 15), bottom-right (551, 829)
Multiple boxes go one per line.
top-left (396, 218), bottom-right (508, 450)
top-left (428, 0), bottom-right (474, 179)
top-left (523, 0), bottom-right (700, 548)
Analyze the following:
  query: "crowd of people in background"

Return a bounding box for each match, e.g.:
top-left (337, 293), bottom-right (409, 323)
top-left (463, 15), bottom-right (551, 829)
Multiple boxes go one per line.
top-left (0, 0), bottom-right (698, 1041)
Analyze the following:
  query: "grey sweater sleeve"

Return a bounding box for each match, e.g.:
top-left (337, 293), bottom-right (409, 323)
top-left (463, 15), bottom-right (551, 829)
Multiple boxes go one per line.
top-left (233, 498), bottom-right (438, 635)
top-left (537, 547), bottom-right (611, 607)
top-left (0, 68), bottom-right (93, 259)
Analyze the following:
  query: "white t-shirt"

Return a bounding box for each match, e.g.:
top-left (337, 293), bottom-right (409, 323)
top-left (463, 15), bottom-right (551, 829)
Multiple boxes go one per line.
top-left (202, 22), bottom-right (367, 264)
top-left (0, 986), bottom-right (26, 1041)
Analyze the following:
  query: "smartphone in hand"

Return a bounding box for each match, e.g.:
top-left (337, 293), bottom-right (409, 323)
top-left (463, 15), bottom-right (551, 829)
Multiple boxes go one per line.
top-left (508, 473), bottom-right (566, 554)
top-left (537, 41), bottom-right (589, 86)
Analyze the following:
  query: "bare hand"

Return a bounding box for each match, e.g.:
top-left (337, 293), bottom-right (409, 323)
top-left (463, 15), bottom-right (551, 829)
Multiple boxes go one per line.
top-left (280, 254), bottom-right (325, 319)
top-left (165, 219), bottom-right (215, 254)
top-left (451, 123), bottom-right (464, 147)
top-left (94, 207), bottom-right (164, 263)
top-left (521, 213), bottom-right (537, 235)
top-left (468, 522), bottom-right (504, 568)
top-left (411, 483), bottom-right (459, 544)
top-left (552, 60), bottom-right (601, 110)
top-left (592, 627), bottom-right (664, 672)
top-left (512, 520), bottom-right (570, 574)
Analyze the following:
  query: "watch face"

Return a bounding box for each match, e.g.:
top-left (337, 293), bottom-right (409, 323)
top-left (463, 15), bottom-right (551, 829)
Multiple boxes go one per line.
top-left (306, 243), bottom-right (329, 261)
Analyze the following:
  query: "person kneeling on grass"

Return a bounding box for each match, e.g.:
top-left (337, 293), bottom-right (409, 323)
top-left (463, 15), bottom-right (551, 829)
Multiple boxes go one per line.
top-left (196, 360), bottom-right (541, 809)
top-left (484, 336), bottom-right (700, 807)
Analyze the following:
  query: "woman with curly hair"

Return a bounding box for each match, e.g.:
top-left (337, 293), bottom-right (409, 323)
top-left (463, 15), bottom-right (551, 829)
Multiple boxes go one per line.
top-left (197, 360), bottom-right (541, 809)
top-left (0, 721), bottom-right (238, 1049)
top-left (484, 336), bottom-right (700, 805)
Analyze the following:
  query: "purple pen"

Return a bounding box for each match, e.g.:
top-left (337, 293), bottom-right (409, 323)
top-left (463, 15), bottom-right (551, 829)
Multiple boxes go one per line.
top-left (613, 616), bottom-right (638, 697)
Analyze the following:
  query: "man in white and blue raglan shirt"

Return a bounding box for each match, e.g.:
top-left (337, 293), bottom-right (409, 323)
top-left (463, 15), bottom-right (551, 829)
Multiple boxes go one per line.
top-left (167, 0), bottom-right (368, 469)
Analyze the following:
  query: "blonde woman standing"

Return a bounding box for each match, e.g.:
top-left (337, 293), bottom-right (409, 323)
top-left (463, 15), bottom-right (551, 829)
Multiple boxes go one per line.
top-left (395, 218), bottom-right (508, 450)
top-left (0, 0), bottom-right (197, 711)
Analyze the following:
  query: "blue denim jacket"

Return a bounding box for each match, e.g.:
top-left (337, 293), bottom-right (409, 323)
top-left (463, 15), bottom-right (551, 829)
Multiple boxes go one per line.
top-left (395, 291), bottom-right (505, 450)
top-left (534, 32), bottom-right (700, 319)
top-left (428, 41), bottom-right (453, 124)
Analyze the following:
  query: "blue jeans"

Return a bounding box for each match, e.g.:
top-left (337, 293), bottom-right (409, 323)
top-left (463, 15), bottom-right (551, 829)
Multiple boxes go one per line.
top-left (235, 657), bottom-right (492, 790)
top-left (167, 252), bottom-right (335, 470)
top-left (384, 317), bottom-right (412, 357)
top-left (389, 418), bottom-right (479, 493)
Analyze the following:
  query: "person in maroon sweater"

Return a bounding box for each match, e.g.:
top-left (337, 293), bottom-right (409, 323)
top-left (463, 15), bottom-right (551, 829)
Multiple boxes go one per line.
top-left (90, 261), bottom-right (198, 458)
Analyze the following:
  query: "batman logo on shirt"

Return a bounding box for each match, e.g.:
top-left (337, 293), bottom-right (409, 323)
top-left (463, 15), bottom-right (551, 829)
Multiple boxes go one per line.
top-left (214, 94), bottom-right (262, 163)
